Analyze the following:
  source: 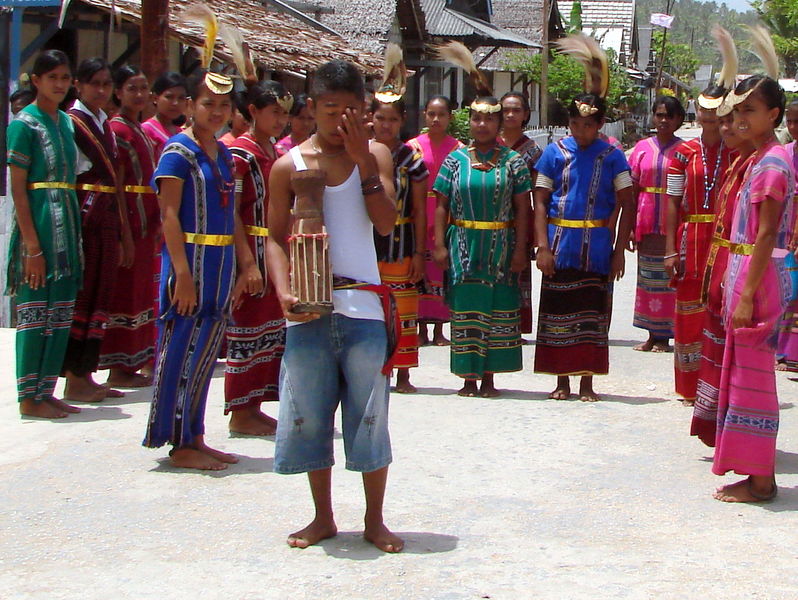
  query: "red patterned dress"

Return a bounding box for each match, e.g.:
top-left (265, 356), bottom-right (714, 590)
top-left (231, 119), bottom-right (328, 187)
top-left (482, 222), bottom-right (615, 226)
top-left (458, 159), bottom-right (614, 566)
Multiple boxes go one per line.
top-left (223, 133), bottom-right (285, 413)
top-left (99, 115), bottom-right (159, 372)
top-left (666, 137), bottom-right (735, 401)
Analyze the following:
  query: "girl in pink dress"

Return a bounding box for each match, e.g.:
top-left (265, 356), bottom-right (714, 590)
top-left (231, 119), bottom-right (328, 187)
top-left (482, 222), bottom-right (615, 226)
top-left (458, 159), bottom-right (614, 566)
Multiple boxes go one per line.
top-left (141, 72), bottom-right (188, 157)
top-left (408, 96), bottom-right (464, 345)
top-left (276, 94), bottom-right (314, 153)
top-left (711, 75), bottom-right (795, 503)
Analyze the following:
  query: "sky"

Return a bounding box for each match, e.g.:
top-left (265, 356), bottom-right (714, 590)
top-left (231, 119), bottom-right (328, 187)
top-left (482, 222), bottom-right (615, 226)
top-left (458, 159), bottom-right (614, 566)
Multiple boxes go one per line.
top-left (713, 0), bottom-right (754, 12)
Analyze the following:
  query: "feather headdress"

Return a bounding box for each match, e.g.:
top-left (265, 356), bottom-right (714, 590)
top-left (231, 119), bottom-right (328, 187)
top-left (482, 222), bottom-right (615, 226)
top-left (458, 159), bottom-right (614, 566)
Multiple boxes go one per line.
top-left (712, 25), bottom-right (738, 117)
top-left (219, 23), bottom-right (257, 86)
top-left (434, 41), bottom-right (498, 112)
top-left (556, 34), bottom-right (609, 99)
top-left (728, 25), bottom-right (782, 108)
top-left (375, 43), bottom-right (407, 104)
top-left (179, 2), bottom-right (233, 95)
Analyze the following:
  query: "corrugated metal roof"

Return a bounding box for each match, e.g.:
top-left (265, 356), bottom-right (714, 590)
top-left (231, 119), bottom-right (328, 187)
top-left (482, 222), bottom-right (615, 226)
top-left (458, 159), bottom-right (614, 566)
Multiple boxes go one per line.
top-left (423, 0), bottom-right (539, 46)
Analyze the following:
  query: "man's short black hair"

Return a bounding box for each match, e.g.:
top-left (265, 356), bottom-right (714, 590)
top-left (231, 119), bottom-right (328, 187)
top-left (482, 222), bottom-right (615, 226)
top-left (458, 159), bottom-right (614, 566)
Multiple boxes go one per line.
top-left (311, 60), bottom-right (365, 102)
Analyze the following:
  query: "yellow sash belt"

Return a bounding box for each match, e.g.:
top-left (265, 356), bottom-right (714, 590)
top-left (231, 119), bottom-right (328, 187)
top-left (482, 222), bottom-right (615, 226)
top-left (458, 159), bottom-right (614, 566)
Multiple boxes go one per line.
top-left (184, 232), bottom-right (234, 246)
top-left (683, 214), bottom-right (715, 223)
top-left (452, 218), bottom-right (514, 230)
top-left (641, 187), bottom-right (666, 194)
top-left (549, 217), bottom-right (608, 228)
top-left (76, 183), bottom-right (117, 194)
top-left (124, 185), bottom-right (154, 194)
top-left (395, 216), bottom-right (412, 226)
top-left (245, 225), bottom-right (269, 237)
top-left (27, 182), bottom-right (75, 190)
top-left (712, 235), bottom-right (754, 256)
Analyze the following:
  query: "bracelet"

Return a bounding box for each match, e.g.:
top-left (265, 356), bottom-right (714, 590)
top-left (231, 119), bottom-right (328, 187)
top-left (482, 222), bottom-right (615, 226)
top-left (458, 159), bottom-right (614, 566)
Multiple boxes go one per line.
top-left (663, 252), bottom-right (678, 259)
top-left (360, 174), bottom-right (381, 189)
top-left (362, 183), bottom-right (385, 195)
top-left (23, 250), bottom-right (44, 259)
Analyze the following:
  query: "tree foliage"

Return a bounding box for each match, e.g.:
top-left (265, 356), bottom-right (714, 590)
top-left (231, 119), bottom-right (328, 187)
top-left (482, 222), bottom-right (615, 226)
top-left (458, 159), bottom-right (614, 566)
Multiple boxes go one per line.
top-left (751, 0), bottom-right (798, 77)
top-left (652, 30), bottom-right (700, 82)
top-left (501, 47), bottom-right (644, 117)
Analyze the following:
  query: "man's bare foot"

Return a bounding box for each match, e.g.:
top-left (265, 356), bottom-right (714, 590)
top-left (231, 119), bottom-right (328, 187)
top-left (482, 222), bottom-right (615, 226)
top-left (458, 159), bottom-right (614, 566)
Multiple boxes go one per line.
top-left (395, 369), bottom-right (417, 394)
top-left (287, 517), bottom-right (338, 548)
top-left (64, 384), bottom-right (106, 403)
top-left (713, 476), bottom-right (777, 503)
top-left (19, 398), bottom-right (68, 419)
top-left (169, 447), bottom-right (227, 471)
top-left (364, 522), bottom-right (404, 553)
top-left (229, 409), bottom-right (277, 436)
top-left (458, 380), bottom-right (479, 397)
top-left (47, 396), bottom-right (81, 414)
top-left (579, 376), bottom-right (600, 402)
top-left (195, 438), bottom-right (239, 464)
top-left (107, 370), bottom-right (153, 388)
top-left (549, 376), bottom-right (570, 400)
top-left (776, 361), bottom-right (789, 371)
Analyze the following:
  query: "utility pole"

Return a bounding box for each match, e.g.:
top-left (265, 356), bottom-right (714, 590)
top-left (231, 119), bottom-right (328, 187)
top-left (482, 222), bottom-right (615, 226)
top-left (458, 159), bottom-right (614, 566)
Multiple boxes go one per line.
top-left (540, 0), bottom-right (549, 127)
top-left (141, 0), bottom-right (170, 87)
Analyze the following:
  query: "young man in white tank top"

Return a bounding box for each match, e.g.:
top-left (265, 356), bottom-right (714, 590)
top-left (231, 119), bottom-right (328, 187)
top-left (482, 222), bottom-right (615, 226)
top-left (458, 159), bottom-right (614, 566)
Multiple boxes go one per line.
top-left (266, 60), bottom-right (404, 552)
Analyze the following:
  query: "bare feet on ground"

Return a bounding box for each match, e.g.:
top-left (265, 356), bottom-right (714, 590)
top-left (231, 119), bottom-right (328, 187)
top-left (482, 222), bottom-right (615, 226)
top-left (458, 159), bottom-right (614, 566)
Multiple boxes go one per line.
top-left (229, 409), bottom-right (277, 436)
top-left (458, 380), bottom-right (479, 397)
top-left (549, 376), bottom-right (570, 400)
top-left (287, 517), bottom-right (338, 548)
top-left (19, 398), bottom-right (68, 419)
top-left (364, 521), bottom-right (404, 553)
top-left (169, 447), bottom-right (227, 470)
top-left (64, 375), bottom-right (106, 403)
top-left (578, 376), bottom-right (600, 402)
top-left (432, 323), bottom-right (449, 346)
top-left (480, 374), bottom-right (499, 397)
top-left (394, 369), bottom-right (417, 394)
top-left (713, 476), bottom-right (777, 503)
top-left (195, 437), bottom-right (239, 464)
top-left (775, 361), bottom-right (789, 371)
top-left (107, 369), bottom-right (153, 388)
top-left (48, 396), bottom-right (81, 413)
top-left (633, 337), bottom-right (671, 353)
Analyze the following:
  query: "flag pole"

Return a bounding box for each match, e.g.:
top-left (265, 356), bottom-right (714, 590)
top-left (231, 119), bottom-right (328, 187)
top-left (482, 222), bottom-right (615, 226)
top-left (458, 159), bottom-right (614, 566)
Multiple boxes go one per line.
top-left (654, 0), bottom-right (675, 90)
top-left (540, 0), bottom-right (549, 127)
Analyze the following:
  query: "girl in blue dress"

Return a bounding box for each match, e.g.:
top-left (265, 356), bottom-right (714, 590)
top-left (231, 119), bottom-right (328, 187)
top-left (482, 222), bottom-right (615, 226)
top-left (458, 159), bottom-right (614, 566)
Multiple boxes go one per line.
top-left (143, 70), bottom-right (256, 470)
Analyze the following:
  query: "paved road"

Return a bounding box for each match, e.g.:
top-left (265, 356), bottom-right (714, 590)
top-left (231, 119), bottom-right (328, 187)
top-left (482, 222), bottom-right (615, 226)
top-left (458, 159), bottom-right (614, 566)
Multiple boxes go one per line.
top-left (2, 245), bottom-right (797, 600)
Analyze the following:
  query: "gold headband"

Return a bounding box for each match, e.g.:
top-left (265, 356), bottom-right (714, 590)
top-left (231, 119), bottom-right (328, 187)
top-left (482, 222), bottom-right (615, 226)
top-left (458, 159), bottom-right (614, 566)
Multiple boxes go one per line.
top-left (697, 94), bottom-right (724, 110)
top-left (374, 86), bottom-right (403, 104)
top-left (716, 94), bottom-right (735, 117)
top-left (470, 100), bottom-right (501, 113)
top-left (204, 72), bottom-right (234, 95)
top-left (277, 93), bottom-right (293, 112)
top-left (574, 101), bottom-right (599, 117)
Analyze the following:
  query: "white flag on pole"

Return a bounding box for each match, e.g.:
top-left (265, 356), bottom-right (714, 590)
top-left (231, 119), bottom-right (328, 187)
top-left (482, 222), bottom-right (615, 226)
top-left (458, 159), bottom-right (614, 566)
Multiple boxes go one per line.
top-left (650, 13), bottom-right (675, 28)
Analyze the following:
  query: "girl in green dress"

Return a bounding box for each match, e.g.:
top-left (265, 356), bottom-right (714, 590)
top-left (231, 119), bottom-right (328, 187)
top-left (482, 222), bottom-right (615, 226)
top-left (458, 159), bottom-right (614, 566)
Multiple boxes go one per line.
top-left (7, 50), bottom-right (83, 418)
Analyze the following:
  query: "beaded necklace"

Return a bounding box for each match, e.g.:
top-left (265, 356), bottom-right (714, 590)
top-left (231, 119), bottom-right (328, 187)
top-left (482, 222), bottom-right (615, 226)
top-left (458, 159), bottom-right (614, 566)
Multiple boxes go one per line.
top-left (700, 136), bottom-right (724, 210)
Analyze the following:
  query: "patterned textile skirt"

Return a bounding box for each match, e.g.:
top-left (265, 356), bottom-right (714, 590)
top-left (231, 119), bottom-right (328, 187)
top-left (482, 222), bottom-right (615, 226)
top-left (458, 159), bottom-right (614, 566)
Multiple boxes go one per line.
top-left (15, 278), bottom-right (78, 404)
top-left (534, 269), bottom-right (610, 376)
top-left (144, 315), bottom-right (227, 448)
top-left (379, 258), bottom-right (419, 369)
top-left (449, 280), bottom-right (521, 379)
top-left (224, 290), bottom-right (285, 413)
top-left (418, 192), bottom-right (449, 322)
top-left (691, 308), bottom-right (725, 447)
top-left (633, 234), bottom-right (675, 338)
top-left (519, 258), bottom-right (534, 334)
top-left (62, 205), bottom-right (120, 376)
top-left (674, 277), bottom-right (704, 401)
top-left (99, 232), bottom-right (158, 372)
top-left (713, 322), bottom-right (780, 477)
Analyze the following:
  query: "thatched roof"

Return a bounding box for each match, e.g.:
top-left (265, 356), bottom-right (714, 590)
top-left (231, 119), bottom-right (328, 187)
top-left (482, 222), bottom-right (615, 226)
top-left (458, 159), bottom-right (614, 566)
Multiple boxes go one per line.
top-left (78, 0), bottom-right (383, 73)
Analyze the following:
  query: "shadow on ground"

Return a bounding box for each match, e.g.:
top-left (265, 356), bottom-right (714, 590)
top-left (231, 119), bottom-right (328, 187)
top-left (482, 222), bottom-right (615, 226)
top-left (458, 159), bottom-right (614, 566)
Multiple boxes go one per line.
top-left (149, 455), bottom-right (275, 476)
top-left (22, 406), bottom-right (132, 423)
top-left (319, 531), bottom-right (459, 560)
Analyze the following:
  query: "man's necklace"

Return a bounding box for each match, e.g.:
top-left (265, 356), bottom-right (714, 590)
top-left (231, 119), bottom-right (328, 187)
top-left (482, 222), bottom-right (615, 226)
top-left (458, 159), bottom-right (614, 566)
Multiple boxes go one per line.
top-left (311, 135), bottom-right (345, 157)
top-left (700, 136), bottom-right (724, 210)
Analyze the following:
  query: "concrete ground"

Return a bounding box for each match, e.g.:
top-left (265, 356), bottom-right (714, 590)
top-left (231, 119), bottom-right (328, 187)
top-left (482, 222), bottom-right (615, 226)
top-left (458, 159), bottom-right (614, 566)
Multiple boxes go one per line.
top-left (2, 247), bottom-right (797, 600)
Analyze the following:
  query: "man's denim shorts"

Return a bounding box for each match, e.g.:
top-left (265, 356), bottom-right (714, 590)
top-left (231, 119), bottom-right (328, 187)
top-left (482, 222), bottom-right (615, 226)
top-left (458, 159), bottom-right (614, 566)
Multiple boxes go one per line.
top-left (274, 313), bottom-right (392, 474)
